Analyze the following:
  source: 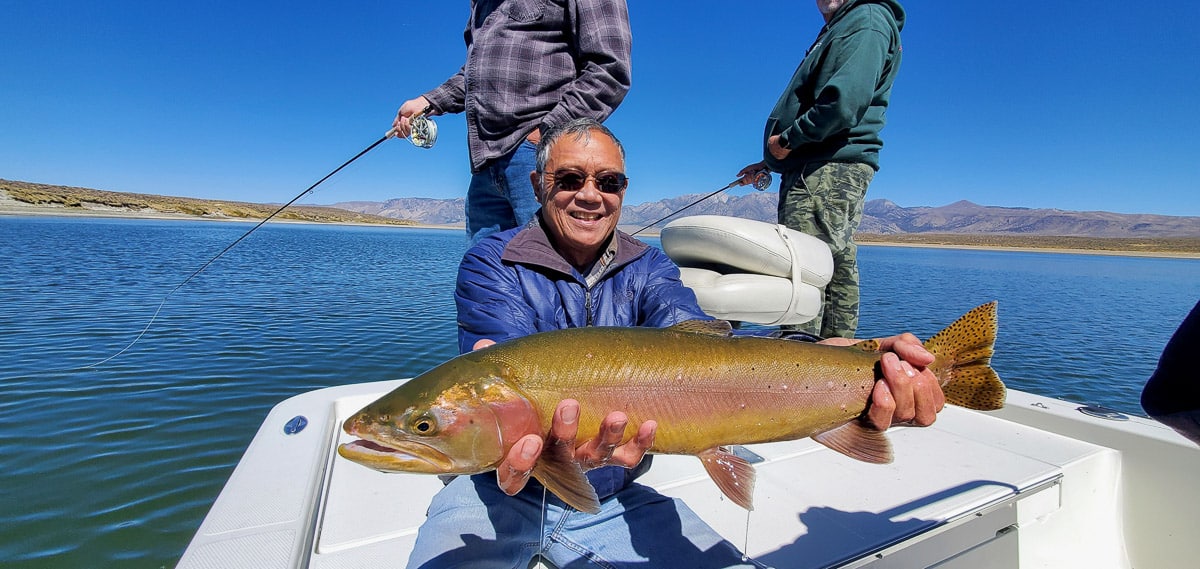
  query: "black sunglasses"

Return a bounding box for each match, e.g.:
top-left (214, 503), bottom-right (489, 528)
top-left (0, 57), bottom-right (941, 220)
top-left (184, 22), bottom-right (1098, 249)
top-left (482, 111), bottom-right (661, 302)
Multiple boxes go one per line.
top-left (546, 169), bottom-right (629, 194)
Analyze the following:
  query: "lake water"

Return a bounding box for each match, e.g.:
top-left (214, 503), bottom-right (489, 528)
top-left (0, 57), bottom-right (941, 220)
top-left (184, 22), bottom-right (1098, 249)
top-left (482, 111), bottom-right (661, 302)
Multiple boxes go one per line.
top-left (1, 216), bottom-right (1197, 568)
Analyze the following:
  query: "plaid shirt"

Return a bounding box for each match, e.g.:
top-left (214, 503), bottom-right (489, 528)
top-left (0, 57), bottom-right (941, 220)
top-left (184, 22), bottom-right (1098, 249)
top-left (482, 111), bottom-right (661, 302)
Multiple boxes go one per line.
top-left (424, 0), bottom-right (632, 172)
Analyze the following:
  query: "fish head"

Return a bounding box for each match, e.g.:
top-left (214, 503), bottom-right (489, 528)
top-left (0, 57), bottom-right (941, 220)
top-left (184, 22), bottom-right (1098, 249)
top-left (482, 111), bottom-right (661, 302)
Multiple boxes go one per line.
top-left (338, 358), bottom-right (540, 475)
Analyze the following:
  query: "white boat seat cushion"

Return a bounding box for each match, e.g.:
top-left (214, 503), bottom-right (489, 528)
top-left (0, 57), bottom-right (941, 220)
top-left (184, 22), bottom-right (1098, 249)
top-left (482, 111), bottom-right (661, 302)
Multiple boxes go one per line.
top-left (677, 268), bottom-right (824, 326)
top-left (661, 215), bottom-right (833, 326)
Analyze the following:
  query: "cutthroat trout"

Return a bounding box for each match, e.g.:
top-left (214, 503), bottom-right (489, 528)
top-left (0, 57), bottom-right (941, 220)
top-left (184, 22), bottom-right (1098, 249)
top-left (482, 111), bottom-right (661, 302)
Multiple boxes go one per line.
top-left (339, 302), bottom-right (1004, 513)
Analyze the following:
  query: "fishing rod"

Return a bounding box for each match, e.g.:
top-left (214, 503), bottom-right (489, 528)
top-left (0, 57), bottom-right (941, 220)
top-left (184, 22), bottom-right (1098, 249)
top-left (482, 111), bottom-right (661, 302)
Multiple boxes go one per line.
top-left (76, 115), bottom-right (440, 370)
top-left (630, 170), bottom-right (772, 236)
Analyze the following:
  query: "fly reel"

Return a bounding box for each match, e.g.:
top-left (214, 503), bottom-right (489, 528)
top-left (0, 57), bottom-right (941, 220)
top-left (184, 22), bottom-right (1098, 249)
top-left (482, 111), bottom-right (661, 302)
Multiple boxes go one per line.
top-left (408, 113), bottom-right (437, 149)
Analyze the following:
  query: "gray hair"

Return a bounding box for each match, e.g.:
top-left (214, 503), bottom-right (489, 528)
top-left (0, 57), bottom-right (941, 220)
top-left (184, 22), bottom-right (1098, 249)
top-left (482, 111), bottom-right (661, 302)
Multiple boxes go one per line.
top-left (534, 118), bottom-right (626, 176)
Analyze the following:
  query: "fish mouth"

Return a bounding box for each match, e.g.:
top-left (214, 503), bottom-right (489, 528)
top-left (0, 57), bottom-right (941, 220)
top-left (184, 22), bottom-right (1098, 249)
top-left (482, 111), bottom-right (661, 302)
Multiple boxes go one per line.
top-left (337, 439), bottom-right (457, 473)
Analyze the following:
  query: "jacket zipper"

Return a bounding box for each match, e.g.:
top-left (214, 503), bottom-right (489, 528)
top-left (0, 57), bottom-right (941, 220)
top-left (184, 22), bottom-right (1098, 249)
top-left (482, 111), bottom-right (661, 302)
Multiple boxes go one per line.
top-left (584, 288), bottom-right (593, 327)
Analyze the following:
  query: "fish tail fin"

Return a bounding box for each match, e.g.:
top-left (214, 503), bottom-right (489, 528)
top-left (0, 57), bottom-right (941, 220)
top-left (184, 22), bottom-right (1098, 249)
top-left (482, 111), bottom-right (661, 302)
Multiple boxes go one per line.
top-left (924, 301), bottom-right (1006, 410)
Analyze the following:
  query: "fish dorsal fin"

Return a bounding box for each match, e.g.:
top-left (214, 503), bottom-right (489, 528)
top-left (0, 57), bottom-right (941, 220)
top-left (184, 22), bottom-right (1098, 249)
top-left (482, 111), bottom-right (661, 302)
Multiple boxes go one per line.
top-left (670, 319), bottom-right (733, 336)
top-left (852, 339), bottom-right (880, 352)
top-left (530, 441), bottom-right (600, 514)
top-left (811, 421), bottom-right (893, 464)
top-left (697, 447), bottom-right (757, 510)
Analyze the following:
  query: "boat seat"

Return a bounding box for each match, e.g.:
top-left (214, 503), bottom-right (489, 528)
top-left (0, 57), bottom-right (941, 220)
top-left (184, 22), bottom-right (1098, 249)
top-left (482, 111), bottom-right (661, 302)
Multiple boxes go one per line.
top-left (660, 215), bottom-right (833, 326)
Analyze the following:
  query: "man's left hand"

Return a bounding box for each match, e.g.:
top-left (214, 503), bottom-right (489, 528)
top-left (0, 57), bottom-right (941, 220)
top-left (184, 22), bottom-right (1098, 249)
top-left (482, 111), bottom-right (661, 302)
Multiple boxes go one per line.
top-left (767, 135), bottom-right (791, 160)
top-left (819, 333), bottom-right (946, 429)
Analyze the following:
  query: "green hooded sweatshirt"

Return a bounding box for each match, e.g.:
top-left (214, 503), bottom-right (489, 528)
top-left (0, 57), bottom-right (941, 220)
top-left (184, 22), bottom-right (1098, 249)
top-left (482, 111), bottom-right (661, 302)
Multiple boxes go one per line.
top-left (763, 0), bottom-right (905, 173)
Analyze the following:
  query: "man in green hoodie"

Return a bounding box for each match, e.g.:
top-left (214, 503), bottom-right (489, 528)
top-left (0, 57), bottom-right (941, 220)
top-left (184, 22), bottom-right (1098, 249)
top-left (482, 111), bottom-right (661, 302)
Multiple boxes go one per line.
top-left (737, 0), bottom-right (905, 339)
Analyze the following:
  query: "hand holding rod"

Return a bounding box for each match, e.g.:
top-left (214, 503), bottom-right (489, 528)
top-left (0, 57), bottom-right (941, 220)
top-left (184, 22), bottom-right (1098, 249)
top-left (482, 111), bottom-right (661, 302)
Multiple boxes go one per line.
top-left (388, 105), bottom-right (437, 148)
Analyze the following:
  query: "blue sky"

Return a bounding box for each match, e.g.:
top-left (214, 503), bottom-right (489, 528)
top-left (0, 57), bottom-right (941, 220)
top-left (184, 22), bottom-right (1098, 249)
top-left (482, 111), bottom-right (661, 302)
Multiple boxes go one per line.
top-left (4, 1), bottom-right (1199, 216)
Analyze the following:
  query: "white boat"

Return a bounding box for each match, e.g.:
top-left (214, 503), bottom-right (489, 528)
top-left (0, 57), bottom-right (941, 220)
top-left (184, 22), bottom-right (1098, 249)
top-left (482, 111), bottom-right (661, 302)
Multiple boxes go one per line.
top-left (178, 216), bottom-right (1199, 568)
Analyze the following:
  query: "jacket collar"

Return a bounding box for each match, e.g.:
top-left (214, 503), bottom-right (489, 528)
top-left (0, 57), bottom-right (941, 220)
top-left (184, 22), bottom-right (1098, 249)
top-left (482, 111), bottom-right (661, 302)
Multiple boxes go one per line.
top-left (501, 216), bottom-right (650, 283)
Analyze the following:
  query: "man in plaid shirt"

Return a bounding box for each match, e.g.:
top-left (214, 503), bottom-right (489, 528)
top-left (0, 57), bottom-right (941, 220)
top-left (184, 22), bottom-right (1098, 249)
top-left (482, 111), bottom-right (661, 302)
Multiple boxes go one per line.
top-left (391, 0), bottom-right (632, 245)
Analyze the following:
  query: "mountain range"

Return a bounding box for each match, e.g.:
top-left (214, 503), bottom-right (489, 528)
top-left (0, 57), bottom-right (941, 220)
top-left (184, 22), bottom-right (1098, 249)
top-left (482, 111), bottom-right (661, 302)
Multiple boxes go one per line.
top-left (4, 177), bottom-right (1193, 239)
top-left (331, 192), bottom-right (1200, 238)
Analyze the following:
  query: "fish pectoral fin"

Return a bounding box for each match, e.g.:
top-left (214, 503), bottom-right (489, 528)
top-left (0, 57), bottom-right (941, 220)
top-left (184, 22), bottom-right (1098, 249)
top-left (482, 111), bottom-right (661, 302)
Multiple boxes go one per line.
top-left (530, 443), bottom-right (601, 514)
top-left (698, 447), bottom-right (757, 510)
top-left (812, 421), bottom-right (893, 464)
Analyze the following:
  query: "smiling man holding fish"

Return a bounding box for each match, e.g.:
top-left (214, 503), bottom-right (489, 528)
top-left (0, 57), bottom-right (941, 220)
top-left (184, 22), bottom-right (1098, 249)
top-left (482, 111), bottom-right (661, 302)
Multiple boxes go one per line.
top-left (366, 119), bottom-right (956, 568)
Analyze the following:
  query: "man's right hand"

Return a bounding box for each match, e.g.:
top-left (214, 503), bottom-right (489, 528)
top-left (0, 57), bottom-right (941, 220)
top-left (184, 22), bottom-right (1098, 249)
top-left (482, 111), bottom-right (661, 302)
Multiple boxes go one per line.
top-left (472, 340), bottom-right (657, 496)
top-left (390, 96), bottom-right (432, 139)
top-left (496, 399), bottom-right (657, 496)
top-left (736, 161), bottom-right (769, 186)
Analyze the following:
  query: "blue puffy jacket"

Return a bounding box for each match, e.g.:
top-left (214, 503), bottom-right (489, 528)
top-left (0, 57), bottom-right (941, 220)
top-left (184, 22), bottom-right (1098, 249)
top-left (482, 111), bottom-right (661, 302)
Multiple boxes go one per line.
top-left (454, 220), bottom-right (710, 499)
top-left (455, 222), bottom-right (711, 353)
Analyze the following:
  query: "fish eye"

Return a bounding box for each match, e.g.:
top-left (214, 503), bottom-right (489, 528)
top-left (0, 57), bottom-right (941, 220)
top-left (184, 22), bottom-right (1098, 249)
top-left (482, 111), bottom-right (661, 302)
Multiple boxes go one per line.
top-left (410, 414), bottom-right (438, 436)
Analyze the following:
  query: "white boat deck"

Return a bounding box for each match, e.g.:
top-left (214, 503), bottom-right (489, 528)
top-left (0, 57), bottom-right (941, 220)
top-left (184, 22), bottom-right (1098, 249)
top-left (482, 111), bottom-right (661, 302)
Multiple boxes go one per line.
top-left (179, 379), bottom-right (1199, 568)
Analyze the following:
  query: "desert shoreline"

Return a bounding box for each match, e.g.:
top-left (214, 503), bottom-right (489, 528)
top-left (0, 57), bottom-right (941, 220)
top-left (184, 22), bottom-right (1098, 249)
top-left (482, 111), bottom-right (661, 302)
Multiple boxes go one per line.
top-left (2, 198), bottom-right (1197, 260)
top-left (852, 239), bottom-right (1199, 259)
top-left (0, 196), bottom-right (461, 232)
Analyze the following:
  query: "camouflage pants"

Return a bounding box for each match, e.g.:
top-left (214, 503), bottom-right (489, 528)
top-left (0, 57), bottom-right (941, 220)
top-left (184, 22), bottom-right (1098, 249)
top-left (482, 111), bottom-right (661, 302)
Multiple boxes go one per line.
top-left (778, 161), bottom-right (874, 338)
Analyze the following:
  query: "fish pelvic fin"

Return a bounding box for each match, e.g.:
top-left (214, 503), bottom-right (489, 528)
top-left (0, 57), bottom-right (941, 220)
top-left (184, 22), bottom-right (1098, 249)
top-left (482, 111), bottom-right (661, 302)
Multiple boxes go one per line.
top-left (812, 421), bottom-right (893, 464)
top-left (924, 301), bottom-right (1006, 411)
top-left (530, 441), bottom-right (601, 514)
top-left (698, 447), bottom-right (757, 510)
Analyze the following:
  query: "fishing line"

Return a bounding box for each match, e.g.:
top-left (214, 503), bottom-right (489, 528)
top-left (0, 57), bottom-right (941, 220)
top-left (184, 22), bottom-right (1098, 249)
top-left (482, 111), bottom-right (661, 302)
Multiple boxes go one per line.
top-left (630, 171), bottom-right (772, 236)
top-left (539, 486), bottom-right (549, 557)
top-left (69, 117), bottom-right (439, 372)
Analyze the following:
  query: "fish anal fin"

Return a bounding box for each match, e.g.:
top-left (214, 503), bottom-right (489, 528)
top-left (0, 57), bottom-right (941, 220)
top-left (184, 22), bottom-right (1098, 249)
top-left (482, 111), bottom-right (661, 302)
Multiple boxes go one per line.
top-left (812, 421), bottom-right (893, 464)
top-left (670, 319), bottom-right (733, 336)
top-left (530, 442), bottom-right (600, 514)
top-left (697, 447), bottom-right (757, 510)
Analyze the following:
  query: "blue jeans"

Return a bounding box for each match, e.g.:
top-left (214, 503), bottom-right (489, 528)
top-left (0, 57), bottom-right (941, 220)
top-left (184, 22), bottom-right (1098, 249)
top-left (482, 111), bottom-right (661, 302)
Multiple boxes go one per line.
top-left (466, 141), bottom-right (541, 245)
top-left (406, 475), bottom-right (766, 569)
